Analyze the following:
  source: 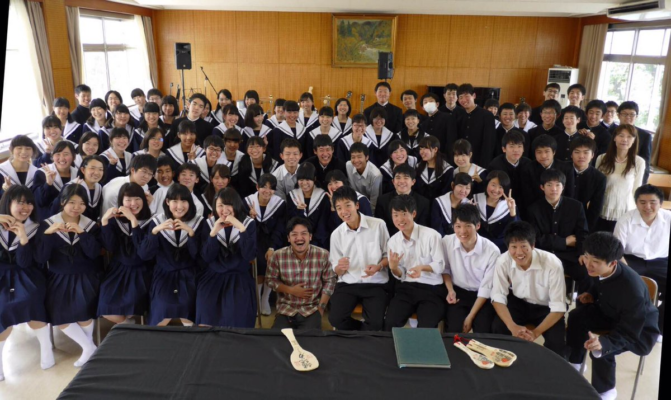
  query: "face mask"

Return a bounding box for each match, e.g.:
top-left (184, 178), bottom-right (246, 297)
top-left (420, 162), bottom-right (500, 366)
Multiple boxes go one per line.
top-left (423, 102), bottom-right (437, 114)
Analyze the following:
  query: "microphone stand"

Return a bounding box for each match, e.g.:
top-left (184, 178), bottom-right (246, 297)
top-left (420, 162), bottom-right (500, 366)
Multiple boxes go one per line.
top-left (201, 67), bottom-right (218, 97)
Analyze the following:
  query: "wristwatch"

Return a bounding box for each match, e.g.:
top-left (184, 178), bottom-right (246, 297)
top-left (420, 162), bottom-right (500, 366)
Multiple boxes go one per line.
top-left (318, 303), bottom-right (327, 311)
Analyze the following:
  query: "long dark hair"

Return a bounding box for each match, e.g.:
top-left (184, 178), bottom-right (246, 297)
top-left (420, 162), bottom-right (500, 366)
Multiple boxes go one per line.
top-left (598, 124), bottom-right (639, 177)
top-left (212, 187), bottom-right (247, 220)
top-left (387, 139), bottom-right (411, 168)
top-left (204, 164), bottom-right (231, 209)
top-left (116, 182), bottom-right (151, 221)
top-left (0, 185), bottom-right (38, 223)
top-left (59, 184), bottom-right (89, 212)
top-left (416, 136), bottom-right (447, 179)
top-left (163, 183), bottom-right (197, 221)
top-left (139, 127), bottom-right (165, 152)
top-left (244, 104), bottom-right (265, 129)
top-left (77, 131), bottom-right (101, 156)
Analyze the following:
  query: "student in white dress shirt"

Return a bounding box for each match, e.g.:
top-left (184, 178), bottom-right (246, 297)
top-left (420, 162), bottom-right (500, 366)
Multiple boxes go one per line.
top-left (442, 203), bottom-right (500, 333)
top-left (102, 154), bottom-right (157, 214)
top-left (152, 163), bottom-right (204, 218)
top-left (346, 142), bottom-right (383, 212)
top-left (328, 186), bottom-right (390, 331)
top-left (614, 184), bottom-right (670, 338)
top-left (514, 102), bottom-right (537, 133)
top-left (384, 195), bottom-right (447, 330)
top-left (490, 220), bottom-right (567, 356)
top-left (272, 138), bottom-right (302, 201)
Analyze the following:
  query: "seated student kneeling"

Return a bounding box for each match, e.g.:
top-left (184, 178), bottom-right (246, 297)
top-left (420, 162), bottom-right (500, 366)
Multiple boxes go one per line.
top-left (329, 186), bottom-right (390, 331)
top-left (490, 221), bottom-right (567, 357)
top-left (385, 195), bottom-right (447, 330)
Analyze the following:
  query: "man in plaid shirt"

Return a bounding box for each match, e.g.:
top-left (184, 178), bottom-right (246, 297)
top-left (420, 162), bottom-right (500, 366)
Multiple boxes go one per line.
top-left (266, 217), bottom-right (337, 329)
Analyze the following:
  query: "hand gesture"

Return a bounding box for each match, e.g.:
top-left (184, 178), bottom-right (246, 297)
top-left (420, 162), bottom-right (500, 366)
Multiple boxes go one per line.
top-left (41, 164), bottom-right (57, 186)
top-left (0, 214), bottom-right (16, 230)
top-left (210, 216), bottom-right (227, 236)
top-left (44, 138), bottom-right (54, 154)
top-left (363, 264), bottom-right (381, 277)
top-left (334, 257), bottom-right (350, 276)
top-left (174, 219), bottom-right (195, 237)
top-left (446, 290), bottom-right (459, 304)
top-left (471, 173), bottom-right (482, 183)
top-left (65, 222), bottom-right (84, 234)
top-left (388, 249), bottom-right (404, 270)
top-left (2, 176), bottom-right (12, 191)
top-left (6, 219), bottom-right (27, 240)
top-left (101, 207), bottom-right (119, 224)
top-left (106, 150), bottom-right (119, 165)
top-left (296, 201), bottom-right (307, 211)
top-left (577, 292), bottom-right (594, 304)
top-left (502, 189), bottom-right (516, 215)
top-left (44, 222), bottom-right (66, 235)
top-left (265, 249), bottom-right (274, 263)
top-left (225, 215), bottom-right (245, 232)
top-left (290, 283), bottom-right (313, 299)
top-left (462, 315), bottom-right (474, 333)
top-left (512, 325), bottom-right (535, 341)
top-left (566, 235), bottom-right (577, 247)
top-left (325, 189), bottom-right (335, 211)
top-left (584, 332), bottom-right (602, 352)
top-left (152, 218), bottom-right (174, 235)
top-left (407, 266), bottom-right (423, 279)
top-left (578, 128), bottom-right (595, 140)
top-left (117, 206), bottom-right (136, 223)
top-left (248, 200), bottom-right (258, 219)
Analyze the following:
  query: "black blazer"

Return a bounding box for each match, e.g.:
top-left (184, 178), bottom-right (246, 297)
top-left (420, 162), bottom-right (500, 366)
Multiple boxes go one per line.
top-left (419, 111), bottom-right (457, 156)
top-left (519, 160), bottom-right (575, 218)
top-left (364, 102), bottom-right (404, 134)
top-left (527, 196), bottom-right (588, 264)
top-left (449, 106), bottom-right (496, 167)
top-left (572, 166), bottom-right (606, 232)
top-left (487, 155), bottom-right (532, 209)
top-left (304, 156), bottom-right (347, 191)
top-left (374, 190), bottom-right (430, 236)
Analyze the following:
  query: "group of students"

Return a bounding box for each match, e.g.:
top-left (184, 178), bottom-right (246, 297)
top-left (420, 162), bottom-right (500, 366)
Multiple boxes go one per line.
top-left (0, 81), bottom-right (667, 400)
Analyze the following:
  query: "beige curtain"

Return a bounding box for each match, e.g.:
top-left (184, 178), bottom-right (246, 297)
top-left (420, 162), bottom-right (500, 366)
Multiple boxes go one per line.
top-left (141, 16), bottom-right (159, 88)
top-left (578, 24), bottom-right (608, 103)
top-left (23, 0), bottom-right (54, 115)
top-left (66, 6), bottom-right (82, 87)
top-left (650, 39), bottom-right (671, 166)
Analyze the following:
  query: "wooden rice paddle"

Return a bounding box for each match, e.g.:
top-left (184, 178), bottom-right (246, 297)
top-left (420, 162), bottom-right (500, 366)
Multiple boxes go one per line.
top-left (454, 335), bottom-right (517, 367)
top-left (281, 328), bottom-right (320, 372)
top-left (454, 341), bottom-right (495, 369)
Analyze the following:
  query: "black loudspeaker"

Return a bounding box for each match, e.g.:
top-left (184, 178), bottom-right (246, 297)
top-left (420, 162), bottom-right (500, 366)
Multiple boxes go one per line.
top-left (175, 43), bottom-right (192, 70)
top-left (377, 52), bottom-right (394, 80)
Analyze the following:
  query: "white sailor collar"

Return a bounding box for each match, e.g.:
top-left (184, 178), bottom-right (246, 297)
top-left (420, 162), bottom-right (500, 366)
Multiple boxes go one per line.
top-left (310, 126), bottom-right (342, 143)
top-left (0, 218), bottom-right (39, 251)
top-left (101, 149), bottom-right (133, 174)
top-left (435, 192), bottom-right (469, 224)
top-left (299, 109), bottom-right (319, 128)
top-left (115, 217), bottom-right (152, 236)
top-left (242, 124), bottom-right (272, 139)
top-left (207, 215), bottom-right (253, 247)
top-left (245, 192), bottom-right (284, 223)
top-left (454, 163), bottom-right (486, 177)
top-left (65, 180), bottom-right (102, 208)
top-left (167, 143), bottom-right (205, 165)
top-left (43, 163), bottom-right (79, 191)
top-left (46, 213), bottom-right (96, 246)
top-left (332, 118), bottom-right (352, 136)
top-left (0, 160), bottom-right (38, 188)
top-left (420, 160), bottom-right (453, 184)
top-left (63, 120), bottom-right (81, 140)
top-left (474, 192), bottom-right (510, 224)
top-left (289, 187), bottom-right (327, 217)
top-left (364, 125), bottom-right (394, 149)
top-left (151, 213), bottom-right (204, 248)
top-left (277, 120), bottom-right (306, 140)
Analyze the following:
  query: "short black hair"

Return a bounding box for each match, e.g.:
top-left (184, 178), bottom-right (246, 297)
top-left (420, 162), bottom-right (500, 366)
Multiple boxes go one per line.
top-left (393, 163), bottom-right (416, 180)
top-left (350, 142), bottom-right (370, 157)
top-left (325, 169), bottom-right (349, 187)
top-left (502, 130), bottom-right (526, 147)
top-left (143, 102), bottom-right (160, 114)
top-left (117, 182), bottom-right (151, 221)
top-left (280, 138), bottom-right (302, 154)
top-left (161, 95), bottom-right (180, 116)
top-left (332, 185), bottom-right (358, 207)
top-left (295, 162), bottom-right (316, 183)
top-left (583, 232), bottom-right (624, 263)
top-left (178, 119), bottom-right (197, 134)
top-left (585, 99), bottom-right (606, 114)
top-left (147, 88), bottom-right (163, 98)
top-left (75, 84), bottom-right (91, 95)
top-left (80, 155), bottom-right (106, 183)
top-left (177, 162), bottom-right (201, 180)
top-left (618, 101), bottom-right (639, 114)
top-left (299, 92), bottom-right (314, 103)
top-left (115, 104), bottom-right (130, 116)
top-left (453, 203), bottom-right (480, 226)
top-left (42, 115), bottom-right (62, 131)
top-left (222, 103), bottom-right (240, 116)
top-left (498, 103), bottom-right (516, 114)
top-left (375, 82), bottom-right (392, 92)
top-left (570, 136), bottom-right (596, 154)
top-left (105, 90), bottom-right (123, 107)
top-left (319, 106), bottom-right (334, 117)
top-left (189, 93), bottom-right (207, 105)
top-left (352, 113), bottom-right (367, 125)
top-left (544, 83), bottom-right (560, 91)
top-left (59, 183), bottom-right (89, 211)
top-left (532, 134), bottom-right (557, 153)
top-left (131, 88), bottom-right (145, 98)
top-left (457, 83), bottom-right (475, 96)
top-left (204, 135), bottom-right (225, 150)
top-left (333, 98), bottom-right (351, 117)
top-left (504, 221), bottom-right (536, 247)
top-left (453, 139), bottom-right (472, 156)
top-left (370, 107), bottom-right (387, 121)
top-left (484, 98), bottom-right (499, 109)
top-left (78, 131), bottom-right (100, 156)
top-left (53, 140), bottom-right (76, 158)
top-left (287, 216), bottom-right (312, 234)
top-left (247, 135), bottom-right (266, 149)
top-left (562, 105), bottom-right (582, 120)
top-left (541, 99), bottom-right (561, 116)
top-left (400, 89), bottom-right (418, 101)
top-left (387, 139), bottom-right (410, 158)
top-left (453, 172), bottom-right (473, 187)
top-left (485, 170), bottom-right (511, 193)
top-left (274, 98), bottom-right (286, 108)
top-left (540, 168), bottom-right (566, 186)
top-left (515, 103), bottom-right (531, 114)
top-left (110, 127), bottom-right (130, 141)
top-left (244, 90), bottom-right (260, 103)
top-left (634, 184), bottom-right (664, 202)
top-left (9, 135), bottom-right (38, 156)
top-left (421, 92), bottom-right (440, 104)
top-left (156, 154), bottom-right (175, 171)
top-left (0, 185), bottom-right (38, 222)
top-left (313, 134), bottom-right (334, 150)
top-left (605, 100), bottom-right (619, 109)
top-left (403, 109), bottom-right (420, 120)
top-left (163, 183), bottom-right (197, 221)
top-left (443, 83), bottom-right (458, 94)
top-left (284, 100), bottom-right (300, 112)
top-left (131, 154), bottom-right (158, 174)
top-left (223, 128), bottom-right (242, 142)
top-left (258, 173), bottom-right (277, 190)
top-left (568, 83), bottom-right (586, 96)
top-left (390, 194), bottom-right (417, 214)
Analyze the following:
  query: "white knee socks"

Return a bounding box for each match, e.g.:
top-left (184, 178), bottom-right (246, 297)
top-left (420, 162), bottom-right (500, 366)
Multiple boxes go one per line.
top-left (0, 340), bottom-right (5, 381)
top-left (32, 326), bottom-right (55, 370)
top-left (61, 324), bottom-right (96, 367)
top-left (260, 284), bottom-right (272, 315)
top-left (81, 322), bottom-right (95, 342)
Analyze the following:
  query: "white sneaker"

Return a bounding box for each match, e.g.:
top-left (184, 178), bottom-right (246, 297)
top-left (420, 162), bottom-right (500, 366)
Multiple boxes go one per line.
top-left (598, 388), bottom-right (617, 400)
top-left (260, 301), bottom-right (272, 316)
top-left (408, 318), bottom-right (418, 328)
top-left (657, 334), bottom-right (663, 343)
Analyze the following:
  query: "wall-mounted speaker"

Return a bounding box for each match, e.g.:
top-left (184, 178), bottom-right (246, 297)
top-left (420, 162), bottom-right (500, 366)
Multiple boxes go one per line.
top-left (377, 52), bottom-right (394, 80)
top-left (175, 43), bottom-right (192, 70)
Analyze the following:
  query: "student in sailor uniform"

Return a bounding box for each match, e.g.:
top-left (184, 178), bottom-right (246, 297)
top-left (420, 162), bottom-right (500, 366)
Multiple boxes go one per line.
top-left (324, 171), bottom-right (373, 245)
top-left (166, 120), bottom-right (205, 169)
top-left (441, 203), bottom-right (500, 334)
top-left (0, 186), bottom-right (53, 380)
top-left (81, 98), bottom-right (110, 143)
top-left (101, 154), bottom-right (157, 214)
top-left (241, 104), bottom-right (272, 152)
top-left (147, 88), bottom-right (163, 107)
top-left (298, 92), bottom-right (320, 134)
top-left (129, 88), bottom-right (146, 127)
top-left (71, 84), bottom-right (92, 124)
top-left (34, 116), bottom-right (72, 168)
top-left (139, 184), bottom-right (204, 326)
top-left (151, 155), bottom-right (175, 195)
top-left (380, 140), bottom-right (417, 195)
top-left (305, 106), bottom-right (344, 159)
top-left (97, 104), bottom-right (133, 152)
top-left (133, 127), bottom-right (166, 161)
top-left (304, 134), bottom-right (347, 191)
top-left (286, 163), bottom-right (330, 250)
top-left (243, 174), bottom-right (287, 315)
top-left (264, 98), bottom-right (286, 130)
top-left (333, 98), bottom-right (353, 138)
top-left (75, 124), bottom-right (102, 169)
top-left (0, 135), bottom-right (39, 198)
top-left (513, 103), bottom-right (537, 133)
top-left (475, 171), bottom-right (520, 253)
top-left (384, 195), bottom-right (447, 330)
top-left (270, 100), bottom-right (305, 162)
top-left (167, 93), bottom-right (214, 147)
top-left (212, 103), bottom-right (242, 142)
top-left (132, 102), bottom-right (164, 154)
top-left (51, 97), bottom-right (83, 145)
top-left (238, 89), bottom-right (261, 129)
top-left (211, 89), bottom-right (233, 126)
top-left (452, 139), bottom-right (487, 194)
top-left (36, 184), bottom-right (102, 367)
top-left (398, 109), bottom-right (429, 159)
top-left (160, 95), bottom-right (180, 131)
top-left (49, 156), bottom-right (105, 222)
top-left (235, 136), bottom-right (279, 199)
top-left (34, 141), bottom-right (78, 221)
top-left (98, 182), bottom-right (153, 325)
top-left (100, 128), bottom-right (133, 185)
top-left (201, 97), bottom-right (214, 125)
top-left (191, 135), bottom-right (226, 195)
top-left (153, 164), bottom-right (205, 218)
top-left (197, 187), bottom-right (257, 327)
top-left (431, 172), bottom-right (472, 237)
top-left (221, 129), bottom-right (246, 179)
top-left (272, 138), bottom-right (302, 201)
top-left (365, 107), bottom-right (398, 169)
top-left (104, 90), bottom-right (123, 120)
top-left (414, 135), bottom-right (453, 200)
top-left (200, 165), bottom-right (231, 218)
top-left (336, 113), bottom-right (375, 166)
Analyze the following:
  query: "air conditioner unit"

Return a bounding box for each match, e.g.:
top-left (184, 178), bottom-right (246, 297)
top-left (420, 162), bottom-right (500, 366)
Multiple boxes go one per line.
top-left (607, 0), bottom-right (671, 21)
top-left (548, 68), bottom-right (579, 108)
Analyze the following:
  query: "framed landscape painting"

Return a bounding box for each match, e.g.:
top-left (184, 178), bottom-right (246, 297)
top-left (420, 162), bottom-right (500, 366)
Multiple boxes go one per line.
top-left (332, 14), bottom-right (398, 68)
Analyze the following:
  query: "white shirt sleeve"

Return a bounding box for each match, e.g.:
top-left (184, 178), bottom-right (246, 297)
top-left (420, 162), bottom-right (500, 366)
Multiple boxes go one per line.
top-left (426, 231), bottom-right (445, 275)
top-left (490, 253), bottom-right (511, 305)
top-left (477, 246), bottom-right (501, 299)
top-left (547, 257), bottom-right (568, 313)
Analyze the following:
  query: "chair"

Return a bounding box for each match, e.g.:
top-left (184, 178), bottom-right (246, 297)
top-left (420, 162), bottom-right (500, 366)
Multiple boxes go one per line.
top-left (578, 276), bottom-right (658, 400)
top-left (251, 259), bottom-right (263, 329)
top-left (350, 304), bottom-right (444, 333)
top-left (565, 274), bottom-right (576, 306)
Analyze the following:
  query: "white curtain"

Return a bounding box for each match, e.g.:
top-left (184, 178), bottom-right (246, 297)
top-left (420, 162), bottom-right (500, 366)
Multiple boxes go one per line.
top-left (11, 0), bottom-right (49, 117)
top-left (134, 15), bottom-right (157, 89)
top-left (578, 24), bottom-right (608, 103)
top-left (141, 16), bottom-right (159, 88)
top-left (650, 38), bottom-right (671, 166)
top-left (65, 6), bottom-right (83, 88)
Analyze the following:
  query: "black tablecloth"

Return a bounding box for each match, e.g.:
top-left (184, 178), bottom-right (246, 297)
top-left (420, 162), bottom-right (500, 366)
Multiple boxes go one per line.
top-left (58, 326), bottom-right (599, 400)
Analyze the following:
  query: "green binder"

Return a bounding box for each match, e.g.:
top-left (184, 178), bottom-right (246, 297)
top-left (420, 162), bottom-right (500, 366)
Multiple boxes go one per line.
top-left (392, 327), bottom-right (451, 369)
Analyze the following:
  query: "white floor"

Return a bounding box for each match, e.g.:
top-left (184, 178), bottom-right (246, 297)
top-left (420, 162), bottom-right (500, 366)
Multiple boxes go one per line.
top-left (0, 314), bottom-right (662, 400)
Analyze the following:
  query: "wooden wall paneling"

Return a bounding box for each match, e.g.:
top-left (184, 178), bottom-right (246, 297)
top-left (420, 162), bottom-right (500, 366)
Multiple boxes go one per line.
top-left (447, 16), bottom-right (494, 68)
top-left (319, 13), bottom-right (332, 66)
top-left (489, 68), bottom-right (534, 104)
top-left (446, 67), bottom-right (490, 87)
top-left (277, 13), bottom-right (323, 65)
top-left (236, 63), bottom-right (279, 108)
top-left (198, 62), bottom-right (238, 107)
top-left (534, 17), bottom-right (580, 68)
top-left (52, 69), bottom-right (75, 103)
top-left (278, 64), bottom-right (322, 102)
top-left (402, 67), bottom-right (448, 98)
top-left (392, 15), bottom-right (409, 67)
top-left (235, 12), bottom-right (279, 64)
top-left (42, 0), bottom-right (74, 101)
top-left (319, 66), bottom-right (363, 108)
top-left (400, 15), bottom-right (451, 68)
top-left (193, 11), bottom-right (237, 63)
top-left (529, 68), bottom-right (551, 106)
top-left (154, 11), bottom-right (195, 64)
top-left (490, 17), bottom-right (538, 69)
top-left (360, 67), bottom-right (406, 111)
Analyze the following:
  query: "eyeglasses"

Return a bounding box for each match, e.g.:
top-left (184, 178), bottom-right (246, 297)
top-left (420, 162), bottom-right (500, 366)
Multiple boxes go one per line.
top-left (207, 147), bottom-right (223, 153)
top-left (619, 112), bottom-right (637, 118)
top-left (150, 137), bottom-right (163, 142)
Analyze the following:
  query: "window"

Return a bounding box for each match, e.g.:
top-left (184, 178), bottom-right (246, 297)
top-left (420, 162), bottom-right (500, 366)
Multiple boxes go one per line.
top-left (1, 2), bottom-right (45, 146)
top-left (597, 27), bottom-right (670, 132)
top-left (79, 11), bottom-right (151, 102)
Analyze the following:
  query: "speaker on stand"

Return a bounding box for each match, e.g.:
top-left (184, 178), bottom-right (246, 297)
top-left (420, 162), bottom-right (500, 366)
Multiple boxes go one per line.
top-left (175, 43), bottom-right (192, 114)
top-left (377, 52), bottom-right (394, 80)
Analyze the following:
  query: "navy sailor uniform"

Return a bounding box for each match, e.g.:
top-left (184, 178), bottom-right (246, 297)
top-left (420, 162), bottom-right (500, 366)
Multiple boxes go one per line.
top-left (431, 191), bottom-right (470, 237)
top-left (474, 192), bottom-right (519, 253)
top-left (287, 187), bottom-right (330, 249)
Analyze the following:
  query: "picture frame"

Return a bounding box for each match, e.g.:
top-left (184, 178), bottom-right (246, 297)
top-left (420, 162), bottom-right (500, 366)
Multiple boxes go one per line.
top-left (332, 14), bottom-right (398, 68)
